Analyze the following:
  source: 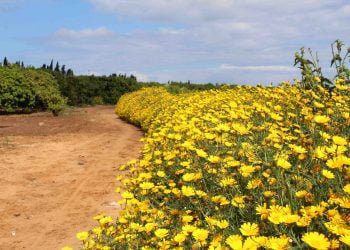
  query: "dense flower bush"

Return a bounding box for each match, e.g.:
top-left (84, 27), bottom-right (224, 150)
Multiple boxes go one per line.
top-left (78, 82), bottom-right (350, 249)
top-left (116, 87), bottom-right (176, 130)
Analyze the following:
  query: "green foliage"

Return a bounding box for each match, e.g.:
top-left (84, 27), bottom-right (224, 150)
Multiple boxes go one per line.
top-left (0, 58), bottom-right (230, 110)
top-left (51, 72), bottom-right (220, 106)
top-left (331, 39), bottom-right (350, 82)
top-left (294, 39), bottom-right (350, 90)
top-left (53, 73), bottom-right (145, 106)
top-left (0, 65), bottom-right (66, 114)
top-left (0, 67), bottom-right (36, 112)
top-left (165, 81), bottom-right (217, 94)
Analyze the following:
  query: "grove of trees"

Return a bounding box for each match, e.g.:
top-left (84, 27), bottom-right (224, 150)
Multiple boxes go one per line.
top-left (0, 58), bottom-right (219, 115)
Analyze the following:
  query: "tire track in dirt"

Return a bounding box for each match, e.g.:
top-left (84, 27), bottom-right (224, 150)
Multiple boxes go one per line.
top-left (0, 106), bottom-right (143, 250)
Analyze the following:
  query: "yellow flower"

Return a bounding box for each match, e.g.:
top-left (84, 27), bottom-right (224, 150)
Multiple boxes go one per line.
top-left (340, 235), bottom-right (350, 246)
top-left (336, 78), bottom-right (345, 84)
top-left (332, 136), bottom-right (347, 146)
top-left (139, 182), bottom-right (155, 190)
top-left (276, 158), bottom-right (292, 169)
top-left (232, 123), bottom-right (250, 135)
top-left (239, 222), bottom-right (259, 236)
top-left (182, 225), bottom-right (196, 233)
top-left (196, 149), bottom-right (208, 158)
top-left (314, 76), bottom-right (321, 83)
top-left (314, 146), bottom-right (327, 159)
top-left (267, 205), bottom-right (298, 225)
top-left (263, 191), bottom-right (275, 198)
top-left (289, 144), bottom-right (307, 154)
top-left (174, 233), bottom-right (187, 243)
top-left (247, 178), bottom-right (262, 190)
top-left (270, 113), bottom-right (283, 121)
top-left (130, 222), bottom-right (143, 232)
top-left (268, 212), bottom-right (285, 225)
top-left (295, 190), bottom-right (308, 198)
top-left (284, 214), bottom-right (300, 224)
top-left (326, 157), bottom-right (344, 169)
top-left (314, 115), bottom-right (330, 124)
top-left (239, 165), bottom-right (256, 177)
top-left (118, 217), bottom-right (128, 224)
top-left (297, 216), bottom-right (312, 227)
top-left (121, 191), bottom-right (134, 199)
top-left (226, 235), bottom-right (243, 249)
top-left (182, 173), bottom-right (196, 182)
top-left (212, 195), bottom-right (230, 206)
top-left (226, 235), bottom-right (258, 250)
top-left (302, 232), bottom-right (330, 250)
top-left (313, 101), bottom-right (325, 108)
top-left (61, 247), bottom-right (73, 250)
top-left (195, 190), bottom-right (207, 197)
top-left (181, 186), bottom-right (196, 197)
top-left (343, 184), bottom-right (350, 194)
top-left (192, 228), bottom-right (209, 242)
top-left (267, 235), bottom-right (290, 250)
top-left (155, 228), bottom-right (169, 239)
top-left (182, 215), bottom-right (193, 223)
top-left (216, 123), bottom-right (230, 132)
top-left (76, 231), bottom-right (89, 241)
top-left (208, 155), bottom-right (221, 163)
top-left (99, 216), bottom-right (113, 225)
top-left (329, 239), bottom-right (340, 249)
top-left (220, 177), bottom-right (236, 187)
top-left (157, 171), bottom-right (166, 177)
top-left (322, 169), bottom-right (335, 179)
top-left (320, 131), bottom-right (331, 140)
top-left (216, 219), bottom-right (229, 229)
top-left (144, 222), bottom-right (157, 232)
top-left (256, 203), bottom-right (269, 219)
top-left (232, 195), bottom-right (246, 208)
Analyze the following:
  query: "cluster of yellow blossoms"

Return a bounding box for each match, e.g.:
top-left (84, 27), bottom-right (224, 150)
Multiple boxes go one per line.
top-left (78, 83), bottom-right (350, 249)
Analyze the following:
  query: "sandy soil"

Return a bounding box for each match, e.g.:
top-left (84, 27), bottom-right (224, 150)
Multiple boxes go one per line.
top-left (0, 106), bottom-right (143, 250)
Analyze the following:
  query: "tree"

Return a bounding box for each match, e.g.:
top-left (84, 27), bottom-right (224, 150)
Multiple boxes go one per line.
top-left (61, 65), bottom-right (66, 75)
top-left (42, 64), bottom-right (47, 69)
top-left (66, 69), bottom-right (74, 76)
top-left (54, 62), bottom-right (60, 72)
top-left (21, 61), bottom-right (24, 68)
top-left (49, 59), bottom-right (54, 71)
top-left (3, 57), bottom-right (9, 66)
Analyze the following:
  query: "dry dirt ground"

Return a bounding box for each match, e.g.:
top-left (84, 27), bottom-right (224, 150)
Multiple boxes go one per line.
top-left (0, 106), bottom-right (143, 250)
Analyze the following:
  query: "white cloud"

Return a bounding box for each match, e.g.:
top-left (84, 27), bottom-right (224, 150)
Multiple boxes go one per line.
top-left (78, 70), bottom-right (103, 76)
top-left (219, 64), bottom-right (297, 72)
top-left (27, 0), bottom-right (350, 84)
top-left (88, 0), bottom-right (345, 24)
top-left (128, 71), bottom-right (150, 82)
top-left (158, 28), bottom-right (186, 35)
top-left (0, 0), bottom-right (24, 12)
top-left (55, 27), bottom-right (115, 39)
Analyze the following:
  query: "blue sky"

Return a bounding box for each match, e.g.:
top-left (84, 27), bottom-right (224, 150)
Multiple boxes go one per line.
top-left (1, 0), bottom-right (350, 84)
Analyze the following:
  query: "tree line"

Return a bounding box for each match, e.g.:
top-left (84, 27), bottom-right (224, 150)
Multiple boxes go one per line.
top-left (0, 57), bottom-right (221, 115)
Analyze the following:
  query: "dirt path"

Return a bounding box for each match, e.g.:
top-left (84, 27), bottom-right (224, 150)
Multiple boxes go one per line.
top-left (0, 106), bottom-right (143, 250)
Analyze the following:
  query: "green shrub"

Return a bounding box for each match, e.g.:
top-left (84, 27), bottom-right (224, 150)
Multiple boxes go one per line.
top-left (53, 74), bottom-right (143, 106)
top-left (0, 66), bottom-right (66, 114)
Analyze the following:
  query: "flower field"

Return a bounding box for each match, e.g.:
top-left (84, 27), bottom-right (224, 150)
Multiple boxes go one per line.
top-left (79, 83), bottom-right (350, 249)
